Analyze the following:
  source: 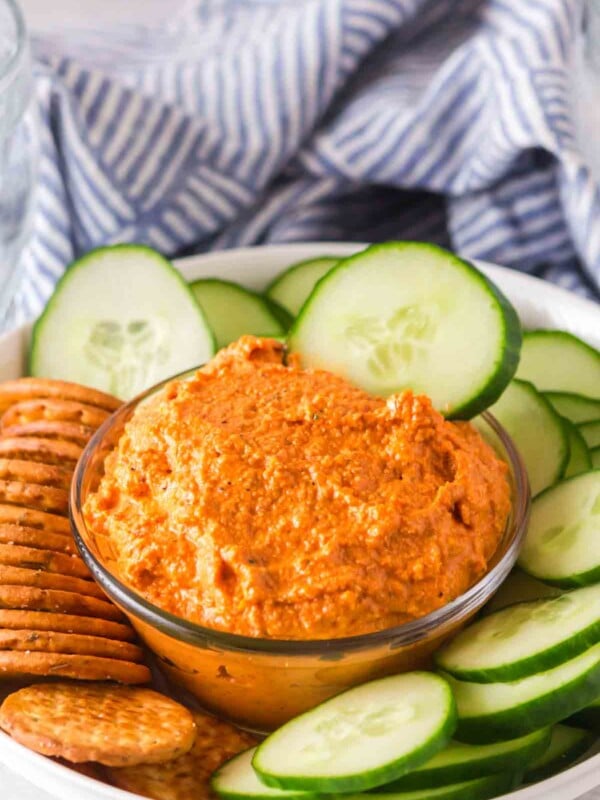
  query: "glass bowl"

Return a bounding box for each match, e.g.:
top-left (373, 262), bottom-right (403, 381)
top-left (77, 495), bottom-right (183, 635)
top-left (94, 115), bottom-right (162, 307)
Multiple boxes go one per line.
top-left (71, 371), bottom-right (530, 733)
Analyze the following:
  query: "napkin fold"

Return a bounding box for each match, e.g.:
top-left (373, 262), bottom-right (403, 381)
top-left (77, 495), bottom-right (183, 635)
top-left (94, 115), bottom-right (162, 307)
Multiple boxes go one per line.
top-left (19, 0), bottom-right (600, 320)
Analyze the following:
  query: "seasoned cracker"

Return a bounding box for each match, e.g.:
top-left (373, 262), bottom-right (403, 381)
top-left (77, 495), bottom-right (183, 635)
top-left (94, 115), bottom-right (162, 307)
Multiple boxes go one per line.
top-left (0, 480), bottom-right (69, 516)
top-left (0, 610), bottom-right (135, 641)
top-left (2, 399), bottom-right (110, 430)
top-left (0, 629), bottom-right (143, 662)
top-left (0, 543), bottom-right (87, 577)
top-left (0, 505), bottom-right (71, 534)
top-left (0, 585), bottom-right (124, 621)
top-left (0, 525), bottom-right (76, 555)
top-left (0, 683), bottom-right (194, 764)
top-left (107, 711), bottom-right (257, 799)
top-left (2, 421), bottom-right (94, 448)
top-left (0, 378), bottom-right (121, 413)
top-left (0, 566), bottom-right (105, 599)
top-left (0, 460), bottom-right (72, 491)
top-left (0, 438), bottom-right (83, 467)
top-left (0, 653), bottom-right (150, 683)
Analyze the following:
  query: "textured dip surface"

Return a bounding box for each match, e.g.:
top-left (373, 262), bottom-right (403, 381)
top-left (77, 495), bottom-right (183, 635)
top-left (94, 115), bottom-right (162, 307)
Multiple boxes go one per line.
top-left (84, 336), bottom-right (511, 639)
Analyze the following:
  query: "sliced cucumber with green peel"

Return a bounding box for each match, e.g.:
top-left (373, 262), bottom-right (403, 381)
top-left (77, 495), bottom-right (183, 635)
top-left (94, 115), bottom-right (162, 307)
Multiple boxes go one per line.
top-left (545, 392), bottom-right (600, 425)
top-left (489, 380), bottom-right (569, 495)
top-left (564, 421), bottom-right (592, 478)
top-left (29, 245), bottom-right (215, 400)
top-left (266, 256), bottom-right (339, 317)
top-left (523, 724), bottom-right (594, 784)
top-left (436, 585), bottom-right (600, 683)
top-left (288, 243), bottom-right (521, 419)
top-left (446, 642), bottom-right (600, 743)
top-left (578, 420), bottom-right (600, 450)
top-left (568, 696), bottom-right (600, 729)
top-left (190, 279), bottom-right (287, 349)
top-left (518, 470), bottom-right (600, 587)
top-left (376, 728), bottom-right (549, 791)
top-left (252, 673), bottom-right (456, 793)
top-left (516, 330), bottom-right (600, 398)
top-left (350, 773), bottom-right (520, 800)
top-left (482, 569), bottom-right (562, 616)
top-left (593, 448), bottom-right (600, 469)
top-left (212, 749), bottom-right (314, 800)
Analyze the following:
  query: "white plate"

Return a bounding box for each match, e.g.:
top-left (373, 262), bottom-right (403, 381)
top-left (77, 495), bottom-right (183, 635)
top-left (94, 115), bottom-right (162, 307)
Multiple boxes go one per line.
top-left (0, 243), bottom-right (599, 800)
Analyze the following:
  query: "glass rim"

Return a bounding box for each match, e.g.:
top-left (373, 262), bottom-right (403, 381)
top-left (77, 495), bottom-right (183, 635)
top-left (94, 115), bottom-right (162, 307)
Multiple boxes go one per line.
top-left (71, 371), bottom-right (531, 657)
top-left (0, 0), bottom-right (27, 90)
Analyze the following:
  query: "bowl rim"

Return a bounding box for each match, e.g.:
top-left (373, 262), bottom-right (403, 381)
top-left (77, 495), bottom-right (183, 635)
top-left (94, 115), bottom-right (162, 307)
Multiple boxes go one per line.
top-left (0, 0), bottom-right (27, 92)
top-left (71, 368), bottom-right (531, 656)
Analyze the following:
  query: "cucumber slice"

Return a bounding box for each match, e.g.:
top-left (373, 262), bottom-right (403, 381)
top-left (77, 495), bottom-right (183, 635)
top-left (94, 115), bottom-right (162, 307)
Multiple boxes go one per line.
top-left (592, 447), bottom-right (600, 469)
top-left (212, 749), bottom-right (314, 800)
top-left (483, 569), bottom-right (562, 616)
top-left (377, 728), bottom-right (549, 791)
top-left (545, 392), bottom-right (600, 425)
top-left (190, 279), bottom-right (286, 349)
top-left (564, 421), bottom-right (592, 478)
top-left (436, 585), bottom-right (600, 683)
top-left (252, 673), bottom-right (456, 793)
top-left (29, 245), bottom-right (215, 400)
top-left (518, 470), bottom-right (600, 587)
top-left (523, 724), bottom-right (594, 783)
top-left (446, 642), bottom-right (600, 743)
top-left (288, 243), bottom-right (521, 420)
top-left (489, 380), bottom-right (569, 496)
top-left (265, 257), bottom-right (339, 317)
top-left (578, 420), bottom-right (600, 449)
top-left (568, 697), bottom-right (600, 730)
top-left (350, 773), bottom-right (520, 800)
top-left (516, 331), bottom-right (600, 398)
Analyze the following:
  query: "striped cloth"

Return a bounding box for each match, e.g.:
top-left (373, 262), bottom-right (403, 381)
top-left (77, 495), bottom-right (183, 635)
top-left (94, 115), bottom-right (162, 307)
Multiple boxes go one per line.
top-left (19, 0), bottom-right (600, 320)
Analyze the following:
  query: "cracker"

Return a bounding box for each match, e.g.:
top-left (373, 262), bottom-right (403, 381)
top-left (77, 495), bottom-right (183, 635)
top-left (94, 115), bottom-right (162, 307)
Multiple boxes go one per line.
top-left (0, 653), bottom-right (150, 684)
top-left (0, 630), bottom-right (143, 662)
top-left (0, 683), bottom-right (194, 765)
top-left (0, 460), bottom-right (72, 491)
top-left (0, 543), bottom-right (88, 577)
top-left (0, 610), bottom-right (135, 641)
top-left (0, 378), bottom-right (121, 413)
top-left (0, 480), bottom-right (69, 516)
top-left (0, 585), bottom-right (125, 621)
top-left (107, 711), bottom-right (257, 799)
top-left (0, 505), bottom-right (71, 534)
top-left (2, 399), bottom-right (110, 430)
top-left (0, 566), bottom-right (105, 599)
top-left (2, 421), bottom-right (94, 448)
top-left (0, 438), bottom-right (83, 467)
top-left (0, 526), bottom-right (76, 555)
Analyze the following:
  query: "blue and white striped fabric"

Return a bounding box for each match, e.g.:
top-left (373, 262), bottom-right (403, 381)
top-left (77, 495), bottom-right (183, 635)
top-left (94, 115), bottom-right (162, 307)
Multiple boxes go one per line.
top-left (19, 0), bottom-right (600, 320)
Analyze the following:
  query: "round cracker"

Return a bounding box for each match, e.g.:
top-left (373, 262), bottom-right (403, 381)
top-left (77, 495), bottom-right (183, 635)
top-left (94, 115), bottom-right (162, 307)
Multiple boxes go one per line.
top-left (0, 460), bottom-right (72, 491)
top-left (2, 399), bottom-right (110, 430)
top-left (0, 566), bottom-right (105, 599)
top-left (0, 378), bottom-right (121, 413)
top-left (0, 653), bottom-right (150, 684)
top-left (2, 421), bottom-right (94, 448)
top-left (0, 610), bottom-right (135, 641)
top-left (0, 525), bottom-right (76, 555)
top-left (0, 543), bottom-right (89, 578)
top-left (0, 585), bottom-right (125, 621)
top-left (0, 630), bottom-right (143, 662)
top-left (107, 711), bottom-right (257, 799)
top-left (0, 438), bottom-right (83, 467)
top-left (0, 480), bottom-right (69, 516)
top-left (0, 505), bottom-right (71, 534)
top-left (0, 683), bottom-right (194, 764)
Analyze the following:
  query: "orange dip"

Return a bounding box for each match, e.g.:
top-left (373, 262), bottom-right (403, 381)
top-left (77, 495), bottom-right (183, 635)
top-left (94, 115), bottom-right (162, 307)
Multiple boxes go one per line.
top-left (84, 336), bottom-right (511, 640)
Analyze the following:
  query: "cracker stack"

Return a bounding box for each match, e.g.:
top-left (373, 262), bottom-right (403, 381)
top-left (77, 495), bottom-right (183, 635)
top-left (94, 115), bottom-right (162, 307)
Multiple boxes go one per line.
top-left (0, 378), bottom-right (150, 684)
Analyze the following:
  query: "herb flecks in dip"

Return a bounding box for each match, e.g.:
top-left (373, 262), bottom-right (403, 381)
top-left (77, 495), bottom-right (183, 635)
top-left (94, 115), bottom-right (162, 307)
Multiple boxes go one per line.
top-left (84, 336), bottom-right (511, 639)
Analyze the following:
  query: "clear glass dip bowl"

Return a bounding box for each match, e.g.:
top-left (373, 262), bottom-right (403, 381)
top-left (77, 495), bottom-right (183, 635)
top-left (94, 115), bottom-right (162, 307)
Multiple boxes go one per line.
top-left (71, 372), bottom-right (530, 733)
